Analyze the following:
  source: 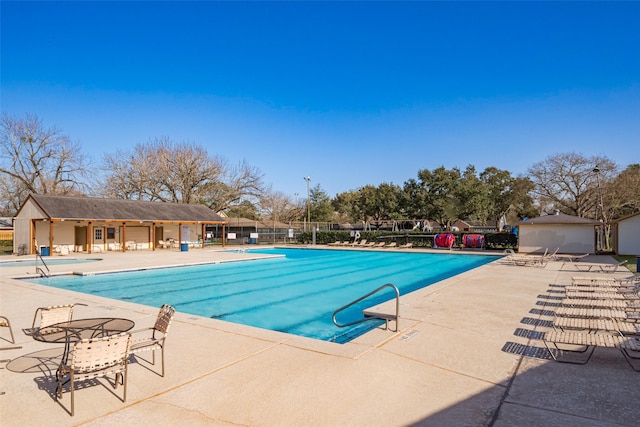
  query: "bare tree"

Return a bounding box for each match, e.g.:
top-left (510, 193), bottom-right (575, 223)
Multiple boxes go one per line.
top-left (609, 164), bottom-right (640, 217)
top-left (0, 113), bottom-right (92, 214)
top-left (259, 189), bottom-right (298, 223)
top-left (202, 159), bottom-right (264, 213)
top-left (527, 152), bottom-right (616, 217)
top-left (103, 138), bottom-right (224, 203)
top-left (103, 138), bottom-right (265, 210)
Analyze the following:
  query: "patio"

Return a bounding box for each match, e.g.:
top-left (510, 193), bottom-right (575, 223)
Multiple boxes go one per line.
top-left (0, 248), bottom-right (637, 426)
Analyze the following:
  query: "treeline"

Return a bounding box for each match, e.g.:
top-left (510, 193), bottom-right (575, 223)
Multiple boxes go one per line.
top-left (1, 113), bottom-right (639, 232)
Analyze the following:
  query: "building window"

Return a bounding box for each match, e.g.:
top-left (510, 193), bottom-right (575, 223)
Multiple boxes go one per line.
top-left (95, 228), bottom-right (103, 240)
top-left (107, 228), bottom-right (115, 239)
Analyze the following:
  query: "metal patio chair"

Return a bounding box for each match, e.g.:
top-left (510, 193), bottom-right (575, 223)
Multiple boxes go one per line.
top-left (56, 332), bottom-right (131, 416)
top-left (0, 316), bottom-right (15, 344)
top-left (23, 304), bottom-right (77, 336)
top-left (129, 304), bottom-right (175, 377)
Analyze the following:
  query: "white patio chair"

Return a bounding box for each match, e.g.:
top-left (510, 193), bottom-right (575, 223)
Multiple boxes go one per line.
top-left (56, 332), bottom-right (131, 416)
top-left (129, 304), bottom-right (175, 377)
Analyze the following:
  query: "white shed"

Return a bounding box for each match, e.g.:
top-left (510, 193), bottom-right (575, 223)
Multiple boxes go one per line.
top-left (517, 212), bottom-right (600, 254)
top-left (612, 211), bottom-right (640, 256)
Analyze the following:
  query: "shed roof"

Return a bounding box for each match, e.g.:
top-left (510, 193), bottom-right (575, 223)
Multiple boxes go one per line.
top-left (23, 194), bottom-right (227, 223)
top-left (611, 211), bottom-right (640, 223)
top-left (226, 217), bottom-right (294, 229)
top-left (517, 212), bottom-right (600, 226)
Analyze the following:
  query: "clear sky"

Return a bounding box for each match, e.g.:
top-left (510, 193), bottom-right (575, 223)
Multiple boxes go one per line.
top-left (2, 1), bottom-right (639, 199)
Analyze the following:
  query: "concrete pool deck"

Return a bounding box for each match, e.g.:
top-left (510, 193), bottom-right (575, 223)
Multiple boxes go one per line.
top-left (0, 247), bottom-right (637, 426)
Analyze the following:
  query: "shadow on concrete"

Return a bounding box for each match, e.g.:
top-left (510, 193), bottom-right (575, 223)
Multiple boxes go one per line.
top-left (405, 282), bottom-right (639, 426)
top-left (5, 347), bottom-right (63, 375)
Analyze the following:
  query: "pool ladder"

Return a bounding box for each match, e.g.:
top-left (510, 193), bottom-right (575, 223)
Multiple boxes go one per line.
top-left (35, 252), bottom-right (50, 277)
top-left (332, 283), bottom-right (400, 332)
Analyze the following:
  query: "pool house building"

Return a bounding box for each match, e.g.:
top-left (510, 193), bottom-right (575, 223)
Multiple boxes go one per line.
top-left (12, 194), bottom-right (228, 255)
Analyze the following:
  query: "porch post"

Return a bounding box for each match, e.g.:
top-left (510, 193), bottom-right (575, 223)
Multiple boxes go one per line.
top-left (49, 220), bottom-right (53, 254)
top-left (88, 222), bottom-right (93, 254)
top-left (222, 223), bottom-right (226, 248)
top-left (122, 222), bottom-right (127, 252)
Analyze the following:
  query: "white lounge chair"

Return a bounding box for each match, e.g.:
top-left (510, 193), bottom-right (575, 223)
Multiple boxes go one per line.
top-left (574, 260), bottom-right (629, 273)
top-left (552, 253), bottom-right (589, 263)
top-left (571, 273), bottom-right (640, 287)
top-left (543, 330), bottom-right (640, 371)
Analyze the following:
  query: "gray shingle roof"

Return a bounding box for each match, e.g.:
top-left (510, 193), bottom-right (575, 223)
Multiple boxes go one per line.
top-left (28, 194), bottom-right (227, 223)
top-left (226, 217), bottom-right (294, 229)
top-left (517, 212), bottom-right (600, 226)
top-left (611, 211), bottom-right (640, 223)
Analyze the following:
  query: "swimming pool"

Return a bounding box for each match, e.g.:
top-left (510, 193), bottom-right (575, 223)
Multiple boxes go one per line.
top-left (25, 248), bottom-right (496, 343)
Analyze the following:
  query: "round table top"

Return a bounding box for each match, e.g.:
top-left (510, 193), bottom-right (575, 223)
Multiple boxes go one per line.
top-left (32, 317), bottom-right (135, 343)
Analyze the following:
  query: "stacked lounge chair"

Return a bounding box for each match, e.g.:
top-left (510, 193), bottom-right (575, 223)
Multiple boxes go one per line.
top-left (543, 272), bottom-right (640, 371)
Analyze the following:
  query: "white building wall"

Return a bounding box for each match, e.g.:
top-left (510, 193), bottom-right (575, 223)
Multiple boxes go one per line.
top-left (50, 223), bottom-right (77, 252)
top-left (617, 214), bottom-right (640, 255)
top-left (13, 195), bottom-right (207, 254)
top-left (13, 198), bottom-right (47, 254)
top-left (519, 224), bottom-right (595, 254)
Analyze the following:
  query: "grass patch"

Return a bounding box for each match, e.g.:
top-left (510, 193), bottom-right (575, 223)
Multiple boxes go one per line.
top-left (614, 255), bottom-right (638, 273)
top-left (0, 240), bottom-right (12, 255)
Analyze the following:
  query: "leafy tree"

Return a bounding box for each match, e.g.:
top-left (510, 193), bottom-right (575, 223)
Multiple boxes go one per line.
top-left (509, 176), bottom-right (537, 221)
top-left (454, 165), bottom-right (490, 222)
top-left (357, 183), bottom-right (402, 228)
top-left (480, 167), bottom-right (514, 223)
top-left (0, 113), bottom-right (92, 214)
top-left (401, 178), bottom-right (429, 219)
top-left (480, 167), bottom-right (536, 225)
top-left (332, 190), bottom-right (361, 224)
top-left (309, 184), bottom-right (334, 222)
top-left (415, 166), bottom-right (461, 229)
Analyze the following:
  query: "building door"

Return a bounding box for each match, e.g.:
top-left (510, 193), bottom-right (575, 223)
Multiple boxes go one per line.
top-left (74, 226), bottom-right (88, 252)
top-left (155, 226), bottom-right (164, 246)
top-left (94, 227), bottom-right (105, 252)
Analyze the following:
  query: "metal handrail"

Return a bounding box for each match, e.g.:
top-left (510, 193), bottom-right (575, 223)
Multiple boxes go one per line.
top-left (332, 283), bottom-right (400, 332)
top-left (35, 252), bottom-right (50, 277)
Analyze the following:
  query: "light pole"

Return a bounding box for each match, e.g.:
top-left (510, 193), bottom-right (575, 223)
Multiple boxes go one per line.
top-left (293, 192), bottom-right (299, 221)
top-left (304, 176), bottom-right (311, 230)
top-left (592, 165), bottom-right (604, 251)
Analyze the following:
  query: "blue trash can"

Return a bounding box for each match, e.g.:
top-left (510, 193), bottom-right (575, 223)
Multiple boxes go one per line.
top-left (40, 247), bottom-right (50, 256)
top-left (249, 238), bottom-right (256, 244)
top-left (180, 243), bottom-right (188, 252)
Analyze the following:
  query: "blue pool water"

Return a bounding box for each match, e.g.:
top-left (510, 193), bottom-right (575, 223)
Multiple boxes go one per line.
top-left (25, 248), bottom-right (496, 343)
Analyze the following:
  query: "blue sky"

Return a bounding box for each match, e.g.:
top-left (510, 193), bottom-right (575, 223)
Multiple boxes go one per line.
top-left (2, 1), bottom-right (639, 198)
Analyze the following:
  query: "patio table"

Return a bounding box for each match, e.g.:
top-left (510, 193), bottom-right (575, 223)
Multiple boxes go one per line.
top-left (32, 318), bottom-right (134, 363)
top-left (31, 317), bottom-right (135, 394)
